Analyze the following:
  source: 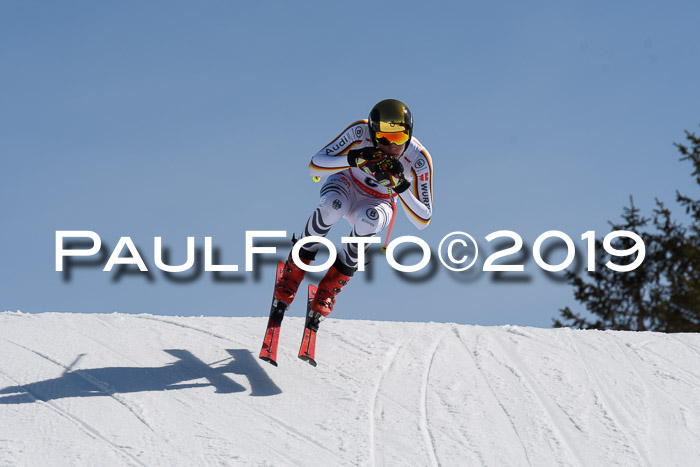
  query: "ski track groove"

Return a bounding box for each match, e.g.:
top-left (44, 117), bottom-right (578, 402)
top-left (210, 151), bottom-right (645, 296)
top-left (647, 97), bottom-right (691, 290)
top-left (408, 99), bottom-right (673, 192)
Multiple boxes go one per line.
top-left (48, 315), bottom-right (248, 378)
top-left (5, 314), bottom-right (698, 465)
top-left (565, 329), bottom-right (648, 466)
top-left (43, 316), bottom-right (167, 380)
top-left (47, 316), bottom-right (142, 362)
top-left (159, 392), bottom-right (296, 466)
top-left (612, 335), bottom-right (700, 447)
top-left (217, 317), bottom-right (366, 379)
top-left (368, 337), bottom-right (409, 467)
top-left (655, 335), bottom-right (700, 381)
top-left (5, 315), bottom-right (264, 464)
top-left (638, 342), bottom-right (700, 385)
top-left (134, 314), bottom-right (316, 370)
top-left (49, 314), bottom-right (300, 463)
top-left (607, 335), bottom-right (667, 464)
top-left (429, 389), bottom-right (486, 462)
top-left (135, 312), bottom-right (348, 377)
top-left (170, 355), bottom-right (345, 464)
top-left (0, 367), bottom-right (146, 466)
top-left (39, 315), bottom-right (201, 459)
top-left (421, 330), bottom-right (448, 467)
top-left (323, 327), bottom-right (373, 356)
top-left (485, 328), bottom-right (585, 467)
top-left (672, 336), bottom-right (700, 357)
top-left (140, 313), bottom-right (363, 387)
top-left (0, 336), bottom-right (156, 433)
top-left (133, 315), bottom-right (247, 343)
top-left (257, 409), bottom-right (347, 463)
top-left (455, 326), bottom-right (527, 467)
top-left (107, 317), bottom-right (312, 464)
top-left (613, 335), bottom-right (694, 409)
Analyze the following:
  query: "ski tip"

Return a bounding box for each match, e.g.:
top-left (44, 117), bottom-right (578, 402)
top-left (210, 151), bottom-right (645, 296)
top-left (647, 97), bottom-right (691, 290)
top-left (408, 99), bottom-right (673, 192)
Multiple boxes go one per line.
top-left (298, 355), bottom-right (317, 367)
top-left (259, 355), bottom-right (278, 367)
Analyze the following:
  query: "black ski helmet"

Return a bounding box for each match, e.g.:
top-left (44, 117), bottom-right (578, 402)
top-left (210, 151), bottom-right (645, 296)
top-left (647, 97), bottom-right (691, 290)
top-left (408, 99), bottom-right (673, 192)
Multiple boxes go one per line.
top-left (368, 99), bottom-right (413, 147)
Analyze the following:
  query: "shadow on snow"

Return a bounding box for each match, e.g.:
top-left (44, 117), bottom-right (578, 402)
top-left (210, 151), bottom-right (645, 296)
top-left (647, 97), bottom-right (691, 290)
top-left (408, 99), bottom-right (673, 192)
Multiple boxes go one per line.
top-left (0, 349), bottom-right (282, 404)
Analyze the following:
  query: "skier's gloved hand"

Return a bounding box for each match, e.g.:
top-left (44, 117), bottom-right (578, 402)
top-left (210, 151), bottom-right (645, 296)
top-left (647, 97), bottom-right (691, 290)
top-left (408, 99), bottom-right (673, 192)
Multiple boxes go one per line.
top-left (379, 157), bottom-right (404, 176)
top-left (374, 159), bottom-right (410, 193)
top-left (347, 147), bottom-right (385, 174)
top-left (375, 172), bottom-right (411, 192)
top-left (381, 158), bottom-right (410, 193)
top-left (393, 176), bottom-right (410, 193)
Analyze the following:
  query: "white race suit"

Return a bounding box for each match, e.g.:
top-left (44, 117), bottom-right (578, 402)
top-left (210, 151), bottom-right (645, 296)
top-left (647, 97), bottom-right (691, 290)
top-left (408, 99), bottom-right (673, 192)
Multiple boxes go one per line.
top-left (298, 119), bottom-right (434, 270)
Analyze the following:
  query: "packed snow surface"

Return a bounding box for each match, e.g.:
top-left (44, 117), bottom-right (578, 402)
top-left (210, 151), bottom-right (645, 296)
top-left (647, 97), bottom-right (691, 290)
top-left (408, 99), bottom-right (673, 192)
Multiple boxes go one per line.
top-left (1, 312), bottom-right (699, 466)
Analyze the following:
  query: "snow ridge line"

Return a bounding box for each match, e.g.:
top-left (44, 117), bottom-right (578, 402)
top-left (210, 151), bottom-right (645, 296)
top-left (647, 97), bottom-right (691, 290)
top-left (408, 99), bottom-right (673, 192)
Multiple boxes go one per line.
top-left (368, 337), bottom-right (408, 467)
top-left (0, 336), bottom-right (156, 433)
top-left (608, 335), bottom-right (660, 466)
top-left (565, 329), bottom-right (649, 465)
top-left (323, 326), bottom-right (374, 356)
top-left (672, 336), bottom-right (700, 357)
top-left (132, 327), bottom-right (342, 463)
top-left (257, 408), bottom-right (346, 463)
top-left (658, 335), bottom-right (700, 381)
top-left (0, 367), bottom-right (146, 466)
top-left (420, 329), bottom-right (449, 467)
top-left (613, 334), bottom-right (700, 449)
top-left (133, 315), bottom-right (236, 342)
top-left (485, 328), bottom-right (585, 467)
top-left (134, 315), bottom-right (272, 357)
top-left (44, 316), bottom-right (204, 461)
top-left (96, 317), bottom-right (313, 464)
top-left (455, 326), bottom-right (527, 466)
top-left (48, 316), bottom-right (148, 367)
top-left (167, 353), bottom-right (345, 463)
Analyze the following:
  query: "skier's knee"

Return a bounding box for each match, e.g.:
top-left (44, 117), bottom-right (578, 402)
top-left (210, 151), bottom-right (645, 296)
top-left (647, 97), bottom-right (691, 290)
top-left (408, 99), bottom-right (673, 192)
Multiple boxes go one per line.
top-left (353, 206), bottom-right (385, 236)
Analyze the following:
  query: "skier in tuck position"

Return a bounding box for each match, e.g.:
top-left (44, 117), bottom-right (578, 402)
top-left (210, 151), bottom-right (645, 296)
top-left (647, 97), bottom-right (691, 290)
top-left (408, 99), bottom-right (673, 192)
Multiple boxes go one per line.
top-left (275, 99), bottom-right (434, 329)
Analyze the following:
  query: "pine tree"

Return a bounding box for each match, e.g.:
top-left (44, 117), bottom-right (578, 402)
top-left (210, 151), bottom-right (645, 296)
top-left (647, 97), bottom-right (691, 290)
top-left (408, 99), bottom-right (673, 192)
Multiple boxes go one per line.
top-left (554, 127), bottom-right (700, 332)
top-left (657, 129), bottom-right (700, 331)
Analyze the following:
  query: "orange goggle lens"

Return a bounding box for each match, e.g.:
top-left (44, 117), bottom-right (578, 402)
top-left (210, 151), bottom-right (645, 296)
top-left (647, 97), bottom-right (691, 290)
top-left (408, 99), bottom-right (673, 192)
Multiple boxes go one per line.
top-left (375, 131), bottom-right (410, 145)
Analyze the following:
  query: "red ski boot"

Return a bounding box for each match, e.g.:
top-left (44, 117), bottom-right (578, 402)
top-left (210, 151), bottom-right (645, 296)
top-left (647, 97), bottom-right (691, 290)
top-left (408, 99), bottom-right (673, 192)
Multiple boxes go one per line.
top-left (310, 262), bottom-right (354, 318)
top-left (274, 253), bottom-right (313, 306)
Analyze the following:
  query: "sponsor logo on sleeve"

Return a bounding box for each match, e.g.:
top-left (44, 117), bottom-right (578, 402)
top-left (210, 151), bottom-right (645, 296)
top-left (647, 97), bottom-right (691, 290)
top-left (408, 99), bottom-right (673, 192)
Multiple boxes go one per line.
top-left (326, 133), bottom-right (352, 155)
top-left (420, 182), bottom-right (430, 205)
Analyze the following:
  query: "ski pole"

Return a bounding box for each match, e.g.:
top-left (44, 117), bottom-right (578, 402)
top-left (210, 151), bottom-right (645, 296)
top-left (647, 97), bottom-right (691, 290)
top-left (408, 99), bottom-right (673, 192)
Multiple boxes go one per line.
top-left (381, 187), bottom-right (397, 254)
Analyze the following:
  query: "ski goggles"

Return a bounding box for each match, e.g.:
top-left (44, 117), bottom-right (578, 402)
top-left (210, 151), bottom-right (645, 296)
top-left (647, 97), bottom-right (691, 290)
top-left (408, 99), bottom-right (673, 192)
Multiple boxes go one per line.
top-left (375, 130), bottom-right (410, 146)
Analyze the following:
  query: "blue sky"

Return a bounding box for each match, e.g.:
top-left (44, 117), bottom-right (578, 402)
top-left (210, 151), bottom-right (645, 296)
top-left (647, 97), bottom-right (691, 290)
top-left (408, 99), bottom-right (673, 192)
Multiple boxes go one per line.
top-left (2, 1), bottom-right (699, 327)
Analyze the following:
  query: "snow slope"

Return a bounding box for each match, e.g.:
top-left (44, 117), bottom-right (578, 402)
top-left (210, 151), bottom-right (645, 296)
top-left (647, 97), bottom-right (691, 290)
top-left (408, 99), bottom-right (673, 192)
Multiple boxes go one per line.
top-left (0, 312), bottom-right (699, 466)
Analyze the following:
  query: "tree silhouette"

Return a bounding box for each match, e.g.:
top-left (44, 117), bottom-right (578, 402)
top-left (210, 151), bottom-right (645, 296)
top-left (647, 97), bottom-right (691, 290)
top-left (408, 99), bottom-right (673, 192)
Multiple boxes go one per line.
top-left (555, 126), bottom-right (700, 332)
